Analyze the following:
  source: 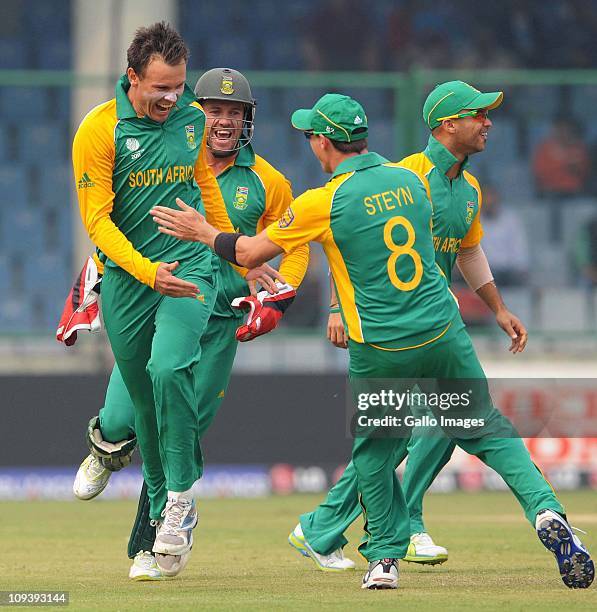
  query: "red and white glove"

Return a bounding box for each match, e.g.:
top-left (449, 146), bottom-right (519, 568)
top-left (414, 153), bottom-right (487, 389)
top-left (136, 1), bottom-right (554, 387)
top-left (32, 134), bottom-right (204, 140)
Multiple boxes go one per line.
top-left (56, 256), bottom-right (102, 346)
top-left (231, 282), bottom-right (296, 342)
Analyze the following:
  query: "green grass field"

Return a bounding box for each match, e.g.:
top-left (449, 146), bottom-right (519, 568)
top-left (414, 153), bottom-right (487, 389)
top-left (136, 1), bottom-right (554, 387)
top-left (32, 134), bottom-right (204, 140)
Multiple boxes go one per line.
top-left (1, 490), bottom-right (596, 611)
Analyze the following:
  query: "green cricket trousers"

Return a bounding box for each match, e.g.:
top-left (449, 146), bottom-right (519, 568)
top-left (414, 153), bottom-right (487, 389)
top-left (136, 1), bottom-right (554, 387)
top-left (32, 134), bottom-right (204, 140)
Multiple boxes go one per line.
top-left (101, 264), bottom-right (220, 521)
top-left (302, 319), bottom-right (564, 561)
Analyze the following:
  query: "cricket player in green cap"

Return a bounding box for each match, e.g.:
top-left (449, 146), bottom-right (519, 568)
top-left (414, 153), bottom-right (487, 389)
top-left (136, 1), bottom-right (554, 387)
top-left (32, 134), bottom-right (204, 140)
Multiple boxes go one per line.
top-left (151, 91), bottom-right (594, 591)
top-left (293, 79), bottom-right (526, 567)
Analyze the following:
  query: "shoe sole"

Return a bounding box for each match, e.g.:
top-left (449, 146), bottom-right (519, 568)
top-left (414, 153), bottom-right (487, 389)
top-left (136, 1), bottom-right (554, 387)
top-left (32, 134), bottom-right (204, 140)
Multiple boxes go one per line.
top-left (403, 554), bottom-right (448, 566)
top-left (362, 576), bottom-right (398, 589)
top-left (153, 515), bottom-right (197, 556)
top-left (155, 550), bottom-right (191, 578)
top-left (537, 516), bottom-right (595, 589)
top-left (129, 572), bottom-right (164, 581)
top-left (288, 532), bottom-right (354, 572)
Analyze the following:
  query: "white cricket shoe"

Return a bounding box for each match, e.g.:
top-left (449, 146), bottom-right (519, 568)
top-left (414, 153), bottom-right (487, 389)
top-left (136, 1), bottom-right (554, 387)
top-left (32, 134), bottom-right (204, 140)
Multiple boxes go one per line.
top-left (288, 523), bottom-right (356, 571)
top-left (536, 509), bottom-right (595, 589)
top-left (155, 551), bottom-right (191, 577)
top-left (73, 454), bottom-right (111, 500)
top-left (362, 558), bottom-right (399, 589)
top-left (153, 497), bottom-right (198, 556)
top-left (403, 532), bottom-right (448, 565)
top-left (128, 551), bottom-right (164, 581)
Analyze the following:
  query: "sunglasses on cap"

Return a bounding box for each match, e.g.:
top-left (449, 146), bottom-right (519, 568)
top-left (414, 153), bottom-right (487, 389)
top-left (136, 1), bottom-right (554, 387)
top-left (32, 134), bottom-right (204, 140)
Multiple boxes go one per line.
top-left (436, 108), bottom-right (490, 122)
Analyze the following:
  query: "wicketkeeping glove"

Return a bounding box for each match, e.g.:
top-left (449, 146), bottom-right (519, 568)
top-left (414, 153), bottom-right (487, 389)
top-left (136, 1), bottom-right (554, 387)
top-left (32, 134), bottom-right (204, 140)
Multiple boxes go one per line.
top-left (56, 256), bottom-right (102, 346)
top-left (231, 282), bottom-right (296, 342)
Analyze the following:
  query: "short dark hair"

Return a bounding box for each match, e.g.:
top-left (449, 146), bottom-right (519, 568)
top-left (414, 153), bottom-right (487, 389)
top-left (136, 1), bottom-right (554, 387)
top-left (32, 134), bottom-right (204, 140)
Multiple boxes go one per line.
top-left (127, 21), bottom-right (189, 77)
top-left (329, 137), bottom-right (368, 154)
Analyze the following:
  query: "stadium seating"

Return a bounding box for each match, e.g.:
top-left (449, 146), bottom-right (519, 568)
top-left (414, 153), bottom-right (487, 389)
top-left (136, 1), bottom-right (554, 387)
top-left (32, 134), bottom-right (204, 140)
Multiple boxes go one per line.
top-left (47, 87), bottom-right (71, 121)
top-left (24, 0), bottom-right (70, 36)
top-left (0, 125), bottom-right (9, 163)
top-left (0, 87), bottom-right (49, 121)
top-left (19, 123), bottom-right (69, 164)
top-left (0, 165), bottom-right (28, 209)
top-left (0, 255), bottom-right (11, 294)
top-left (538, 288), bottom-right (591, 332)
top-left (200, 35), bottom-right (256, 72)
top-left (2, 2), bottom-right (595, 338)
top-left (0, 39), bottom-right (29, 70)
top-left (7, 208), bottom-right (45, 255)
top-left (37, 164), bottom-right (72, 210)
top-left (36, 38), bottom-right (71, 70)
top-left (258, 33), bottom-right (303, 71)
top-left (0, 297), bottom-right (33, 331)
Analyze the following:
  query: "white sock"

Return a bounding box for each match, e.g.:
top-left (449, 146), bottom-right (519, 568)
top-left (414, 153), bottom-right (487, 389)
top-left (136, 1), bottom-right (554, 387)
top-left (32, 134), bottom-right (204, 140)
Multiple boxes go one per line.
top-left (167, 488), bottom-right (194, 502)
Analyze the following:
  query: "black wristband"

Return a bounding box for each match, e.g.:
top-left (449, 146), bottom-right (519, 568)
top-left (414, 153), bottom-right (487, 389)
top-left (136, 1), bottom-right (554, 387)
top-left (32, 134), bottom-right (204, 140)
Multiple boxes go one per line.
top-left (214, 232), bottom-right (242, 265)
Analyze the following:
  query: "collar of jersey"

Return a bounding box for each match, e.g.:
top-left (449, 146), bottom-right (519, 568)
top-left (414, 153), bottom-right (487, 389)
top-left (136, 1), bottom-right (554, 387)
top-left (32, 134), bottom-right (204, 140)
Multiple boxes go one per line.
top-left (233, 143), bottom-right (256, 167)
top-left (115, 74), bottom-right (197, 120)
top-left (424, 135), bottom-right (469, 176)
top-left (331, 151), bottom-right (388, 179)
top-left (217, 144), bottom-right (256, 175)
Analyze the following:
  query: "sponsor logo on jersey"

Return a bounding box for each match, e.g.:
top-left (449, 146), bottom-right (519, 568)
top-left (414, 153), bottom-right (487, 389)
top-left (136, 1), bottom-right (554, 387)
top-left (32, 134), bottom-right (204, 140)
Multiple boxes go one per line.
top-left (125, 138), bottom-right (140, 152)
top-left (278, 206), bottom-right (295, 228)
top-left (185, 125), bottom-right (197, 150)
top-left (465, 201), bottom-right (475, 224)
top-left (77, 172), bottom-right (95, 189)
top-left (221, 77), bottom-right (234, 95)
top-left (232, 186), bottom-right (249, 210)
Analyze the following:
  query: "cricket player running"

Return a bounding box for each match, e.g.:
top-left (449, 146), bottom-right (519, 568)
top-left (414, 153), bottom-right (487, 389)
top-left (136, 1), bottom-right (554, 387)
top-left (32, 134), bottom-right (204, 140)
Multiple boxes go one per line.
top-left (71, 24), bottom-right (285, 578)
top-left (290, 81), bottom-right (534, 569)
top-left (67, 67), bottom-right (308, 579)
top-left (151, 93), bottom-right (594, 591)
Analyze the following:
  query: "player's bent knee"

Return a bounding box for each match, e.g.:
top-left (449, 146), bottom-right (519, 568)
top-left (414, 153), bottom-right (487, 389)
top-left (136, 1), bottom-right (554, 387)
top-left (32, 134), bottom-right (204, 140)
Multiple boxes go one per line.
top-left (86, 416), bottom-right (137, 472)
top-left (100, 411), bottom-right (136, 442)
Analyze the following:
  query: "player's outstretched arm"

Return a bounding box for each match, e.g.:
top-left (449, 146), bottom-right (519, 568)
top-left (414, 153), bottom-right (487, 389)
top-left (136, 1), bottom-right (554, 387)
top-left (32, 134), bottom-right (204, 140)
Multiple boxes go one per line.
top-left (151, 198), bottom-right (284, 273)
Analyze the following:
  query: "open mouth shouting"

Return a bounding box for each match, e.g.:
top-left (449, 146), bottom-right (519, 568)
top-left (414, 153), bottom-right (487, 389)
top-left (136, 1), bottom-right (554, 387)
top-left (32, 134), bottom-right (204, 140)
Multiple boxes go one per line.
top-left (210, 126), bottom-right (239, 150)
top-left (154, 101), bottom-right (175, 119)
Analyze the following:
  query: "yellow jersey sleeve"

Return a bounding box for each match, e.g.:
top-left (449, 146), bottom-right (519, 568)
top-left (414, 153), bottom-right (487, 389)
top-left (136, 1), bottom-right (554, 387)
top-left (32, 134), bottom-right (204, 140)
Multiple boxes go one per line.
top-left (265, 187), bottom-right (331, 254)
top-left (72, 102), bottom-right (160, 288)
top-left (254, 157), bottom-right (309, 289)
top-left (461, 171), bottom-right (484, 248)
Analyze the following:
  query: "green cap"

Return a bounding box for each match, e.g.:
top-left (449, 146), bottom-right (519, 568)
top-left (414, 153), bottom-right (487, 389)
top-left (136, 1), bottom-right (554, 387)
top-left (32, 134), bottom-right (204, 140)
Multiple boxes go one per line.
top-left (423, 80), bottom-right (503, 130)
top-left (291, 93), bottom-right (368, 142)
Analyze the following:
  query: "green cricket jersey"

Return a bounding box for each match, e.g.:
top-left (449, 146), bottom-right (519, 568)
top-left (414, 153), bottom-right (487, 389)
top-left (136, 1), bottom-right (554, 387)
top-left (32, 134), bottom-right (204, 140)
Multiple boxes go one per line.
top-left (73, 75), bottom-right (236, 288)
top-left (400, 136), bottom-right (484, 285)
top-left (212, 144), bottom-right (308, 317)
top-left (267, 152), bottom-right (459, 348)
